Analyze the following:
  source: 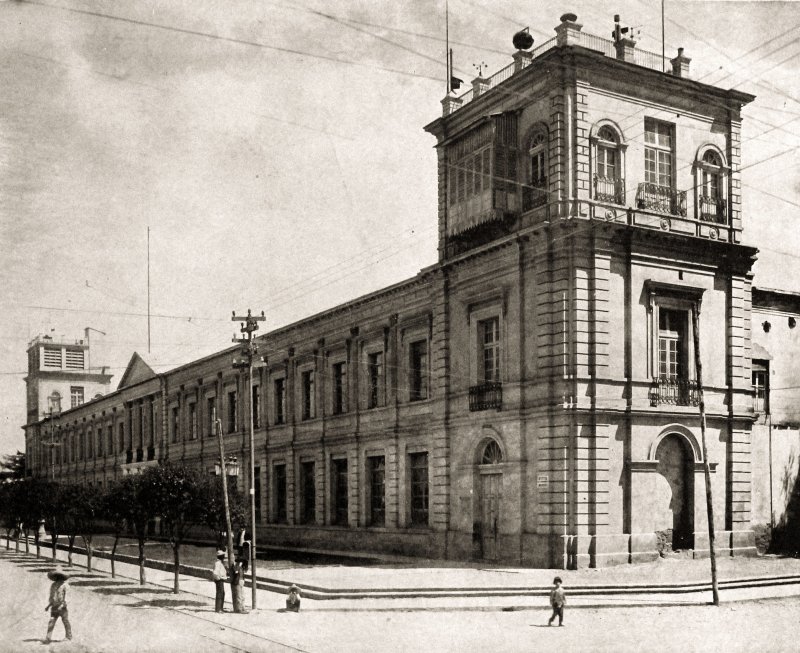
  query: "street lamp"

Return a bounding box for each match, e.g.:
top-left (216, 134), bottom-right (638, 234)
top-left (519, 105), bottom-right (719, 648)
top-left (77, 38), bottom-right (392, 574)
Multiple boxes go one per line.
top-left (214, 455), bottom-right (240, 478)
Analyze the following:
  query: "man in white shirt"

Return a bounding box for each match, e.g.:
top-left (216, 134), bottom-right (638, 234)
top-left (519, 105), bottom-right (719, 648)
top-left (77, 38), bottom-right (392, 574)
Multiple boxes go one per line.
top-left (212, 550), bottom-right (228, 613)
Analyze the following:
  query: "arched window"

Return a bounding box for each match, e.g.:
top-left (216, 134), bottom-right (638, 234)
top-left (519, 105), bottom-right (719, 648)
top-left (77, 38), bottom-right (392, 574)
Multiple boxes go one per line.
top-left (592, 123), bottom-right (625, 204)
top-left (48, 391), bottom-right (61, 413)
top-left (481, 440), bottom-right (503, 465)
top-left (695, 148), bottom-right (727, 223)
top-left (523, 128), bottom-right (548, 211)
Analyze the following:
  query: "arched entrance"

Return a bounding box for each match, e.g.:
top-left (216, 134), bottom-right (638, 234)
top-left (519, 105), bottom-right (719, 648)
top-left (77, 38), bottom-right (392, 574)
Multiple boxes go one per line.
top-left (655, 434), bottom-right (695, 550)
top-left (477, 440), bottom-right (503, 560)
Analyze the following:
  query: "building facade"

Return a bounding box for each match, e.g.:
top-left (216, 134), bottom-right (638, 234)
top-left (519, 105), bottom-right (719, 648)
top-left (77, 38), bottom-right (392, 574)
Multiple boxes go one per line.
top-left (25, 14), bottom-right (798, 567)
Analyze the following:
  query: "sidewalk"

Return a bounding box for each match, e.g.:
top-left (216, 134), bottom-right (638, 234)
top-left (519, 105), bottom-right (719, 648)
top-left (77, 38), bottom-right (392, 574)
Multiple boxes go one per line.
top-left (4, 536), bottom-right (800, 609)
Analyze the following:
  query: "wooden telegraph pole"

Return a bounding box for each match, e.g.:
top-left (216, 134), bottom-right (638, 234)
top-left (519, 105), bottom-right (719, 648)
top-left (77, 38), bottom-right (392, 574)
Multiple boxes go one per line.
top-left (692, 299), bottom-right (720, 605)
top-left (232, 309), bottom-right (265, 610)
top-left (215, 414), bottom-right (244, 613)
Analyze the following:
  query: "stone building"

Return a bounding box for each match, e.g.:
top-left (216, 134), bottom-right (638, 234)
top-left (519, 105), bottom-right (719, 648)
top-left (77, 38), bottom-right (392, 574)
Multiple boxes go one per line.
top-left (25, 14), bottom-right (796, 567)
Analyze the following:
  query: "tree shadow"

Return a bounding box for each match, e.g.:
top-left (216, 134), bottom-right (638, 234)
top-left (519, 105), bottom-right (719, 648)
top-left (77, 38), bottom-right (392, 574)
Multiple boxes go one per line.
top-left (70, 579), bottom-right (128, 588)
top-left (771, 451), bottom-right (800, 556)
top-left (94, 586), bottom-right (174, 596)
top-left (125, 598), bottom-right (209, 610)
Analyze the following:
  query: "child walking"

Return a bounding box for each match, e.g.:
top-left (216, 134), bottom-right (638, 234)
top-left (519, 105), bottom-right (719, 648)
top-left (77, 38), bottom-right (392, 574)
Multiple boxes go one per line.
top-left (548, 576), bottom-right (566, 626)
top-left (44, 566), bottom-right (72, 643)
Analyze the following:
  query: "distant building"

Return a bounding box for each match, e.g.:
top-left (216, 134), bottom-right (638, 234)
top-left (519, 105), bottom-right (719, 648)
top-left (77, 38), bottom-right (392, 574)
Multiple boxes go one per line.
top-left (23, 14), bottom-right (800, 567)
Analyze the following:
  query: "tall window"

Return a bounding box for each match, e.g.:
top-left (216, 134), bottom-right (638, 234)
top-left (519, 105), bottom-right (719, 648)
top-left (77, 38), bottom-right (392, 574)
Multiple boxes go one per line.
top-left (93, 429), bottom-right (100, 458)
top-left (409, 340), bottom-right (428, 401)
top-left (118, 423), bottom-right (125, 451)
top-left (594, 126), bottom-right (624, 204)
top-left (301, 370), bottom-right (315, 420)
top-left (273, 463), bottom-right (287, 524)
top-left (254, 466), bottom-right (262, 521)
top-left (368, 456), bottom-right (386, 526)
top-left (332, 458), bottom-right (348, 525)
top-left (300, 461), bottom-right (316, 524)
top-left (409, 452), bottom-right (429, 526)
top-left (252, 385), bottom-right (260, 429)
top-left (658, 309), bottom-right (688, 382)
top-left (171, 406), bottom-right (180, 443)
top-left (274, 378), bottom-right (286, 425)
top-left (367, 352), bottom-right (383, 409)
top-left (206, 396), bottom-right (216, 437)
top-left (189, 403), bottom-right (198, 440)
top-left (752, 360), bottom-right (769, 414)
top-left (644, 119), bottom-right (673, 189)
top-left (227, 390), bottom-right (237, 433)
top-left (332, 362), bottom-right (347, 415)
top-left (70, 386), bottom-right (84, 408)
top-left (479, 317), bottom-right (501, 383)
top-left (107, 425), bottom-right (113, 455)
top-left (697, 149), bottom-right (726, 223)
top-left (523, 129), bottom-right (548, 210)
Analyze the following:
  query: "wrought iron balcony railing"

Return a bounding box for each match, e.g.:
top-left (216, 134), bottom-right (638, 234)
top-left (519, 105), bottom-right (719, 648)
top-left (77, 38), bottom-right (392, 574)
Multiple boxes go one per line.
top-left (469, 381), bottom-right (502, 411)
top-left (594, 175), bottom-right (625, 204)
top-left (636, 183), bottom-right (687, 217)
top-left (649, 377), bottom-right (700, 407)
top-left (522, 183), bottom-right (548, 211)
top-left (698, 196), bottom-right (727, 224)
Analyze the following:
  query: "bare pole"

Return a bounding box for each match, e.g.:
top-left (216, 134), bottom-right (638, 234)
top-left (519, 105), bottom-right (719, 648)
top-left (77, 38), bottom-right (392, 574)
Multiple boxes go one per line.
top-left (692, 300), bottom-right (719, 606)
top-left (445, 0), bottom-right (450, 94)
top-left (215, 413), bottom-right (243, 613)
top-left (147, 226), bottom-right (151, 354)
top-left (662, 0), bottom-right (666, 72)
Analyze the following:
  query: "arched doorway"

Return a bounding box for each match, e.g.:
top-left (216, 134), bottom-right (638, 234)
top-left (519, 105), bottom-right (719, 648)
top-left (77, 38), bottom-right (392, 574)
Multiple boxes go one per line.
top-left (655, 434), bottom-right (695, 550)
top-left (477, 440), bottom-right (503, 560)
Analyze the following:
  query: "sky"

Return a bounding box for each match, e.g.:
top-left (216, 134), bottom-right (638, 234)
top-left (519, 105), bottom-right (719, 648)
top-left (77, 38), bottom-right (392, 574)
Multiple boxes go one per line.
top-left (1, 0), bottom-right (798, 456)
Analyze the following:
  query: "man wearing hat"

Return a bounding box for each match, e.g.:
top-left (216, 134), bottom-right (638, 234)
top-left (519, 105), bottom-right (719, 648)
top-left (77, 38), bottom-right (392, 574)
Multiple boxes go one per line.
top-left (212, 550), bottom-right (228, 613)
top-left (44, 566), bottom-right (72, 642)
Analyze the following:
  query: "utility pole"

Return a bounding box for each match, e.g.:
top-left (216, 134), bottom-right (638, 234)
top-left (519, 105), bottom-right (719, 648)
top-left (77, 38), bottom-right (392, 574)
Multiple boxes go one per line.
top-left (692, 299), bottom-right (719, 606)
top-left (215, 414), bottom-right (244, 613)
top-left (232, 308), bottom-right (265, 610)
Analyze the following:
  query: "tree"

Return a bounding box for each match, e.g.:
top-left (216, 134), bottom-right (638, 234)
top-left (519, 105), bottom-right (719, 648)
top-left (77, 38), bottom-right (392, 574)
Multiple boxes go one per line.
top-left (140, 464), bottom-right (203, 593)
top-left (76, 485), bottom-right (104, 572)
top-left (43, 483), bottom-right (67, 561)
top-left (0, 483), bottom-right (19, 549)
top-left (60, 484), bottom-right (87, 567)
top-left (113, 474), bottom-right (158, 585)
top-left (0, 451), bottom-right (25, 482)
top-left (102, 480), bottom-right (131, 579)
top-left (17, 478), bottom-right (49, 556)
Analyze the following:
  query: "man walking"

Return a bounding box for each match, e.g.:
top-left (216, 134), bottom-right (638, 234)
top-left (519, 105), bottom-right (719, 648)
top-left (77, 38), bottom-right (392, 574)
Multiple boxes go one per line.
top-left (212, 550), bottom-right (227, 613)
top-left (44, 566), bottom-right (72, 643)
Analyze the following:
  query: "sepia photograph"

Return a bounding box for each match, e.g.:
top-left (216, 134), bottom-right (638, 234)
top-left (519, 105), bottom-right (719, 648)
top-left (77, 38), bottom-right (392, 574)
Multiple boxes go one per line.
top-left (1, 1), bottom-right (799, 651)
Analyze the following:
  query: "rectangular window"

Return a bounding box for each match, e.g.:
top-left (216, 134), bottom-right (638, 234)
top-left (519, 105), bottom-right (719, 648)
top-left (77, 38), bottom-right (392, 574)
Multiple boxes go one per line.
top-left (479, 317), bottom-right (501, 383)
top-left (227, 390), bottom-right (237, 433)
top-left (752, 360), bottom-right (769, 414)
top-left (368, 456), bottom-right (386, 526)
top-left (410, 340), bottom-right (428, 401)
top-left (43, 346), bottom-right (62, 368)
top-left (70, 386), bottom-right (84, 408)
top-left (367, 352), bottom-right (383, 409)
top-left (332, 362), bottom-right (347, 415)
top-left (658, 309), bottom-right (688, 381)
top-left (107, 426), bottom-right (113, 455)
top-left (118, 423), bottom-right (125, 451)
top-left (300, 461), bottom-right (316, 524)
top-left (409, 452), bottom-right (429, 526)
top-left (273, 463), bottom-right (287, 524)
top-left (332, 458), bottom-right (348, 526)
top-left (252, 386), bottom-right (260, 429)
top-left (644, 119), bottom-right (674, 189)
top-left (274, 378), bottom-right (286, 425)
top-left (207, 397), bottom-right (216, 437)
top-left (189, 403), bottom-right (198, 440)
top-left (94, 429), bottom-right (101, 458)
top-left (301, 370), bottom-right (315, 420)
top-left (254, 466), bottom-right (262, 522)
top-left (171, 406), bottom-right (180, 443)
top-left (65, 349), bottom-right (84, 370)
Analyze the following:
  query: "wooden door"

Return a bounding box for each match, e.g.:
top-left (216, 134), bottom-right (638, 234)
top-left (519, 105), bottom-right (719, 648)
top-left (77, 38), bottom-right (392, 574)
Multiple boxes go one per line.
top-left (480, 473), bottom-right (501, 560)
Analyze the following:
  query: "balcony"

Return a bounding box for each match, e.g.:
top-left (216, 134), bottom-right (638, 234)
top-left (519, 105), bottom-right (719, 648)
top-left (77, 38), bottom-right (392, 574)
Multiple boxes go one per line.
top-left (636, 183), bottom-right (687, 217)
top-left (649, 377), bottom-right (700, 407)
top-left (698, 196), bottom-right (727, 224)
top-left (522, 184), bottom-right (548, 211)
top-left (594, 175), bottom-right (625, 205)
top-left (469, 382), bottom-right (503, 411)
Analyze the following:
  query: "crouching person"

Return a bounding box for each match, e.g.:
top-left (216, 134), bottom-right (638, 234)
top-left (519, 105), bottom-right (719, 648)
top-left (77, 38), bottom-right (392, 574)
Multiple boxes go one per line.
top-left (286, 584), bottom-right (301, 612)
